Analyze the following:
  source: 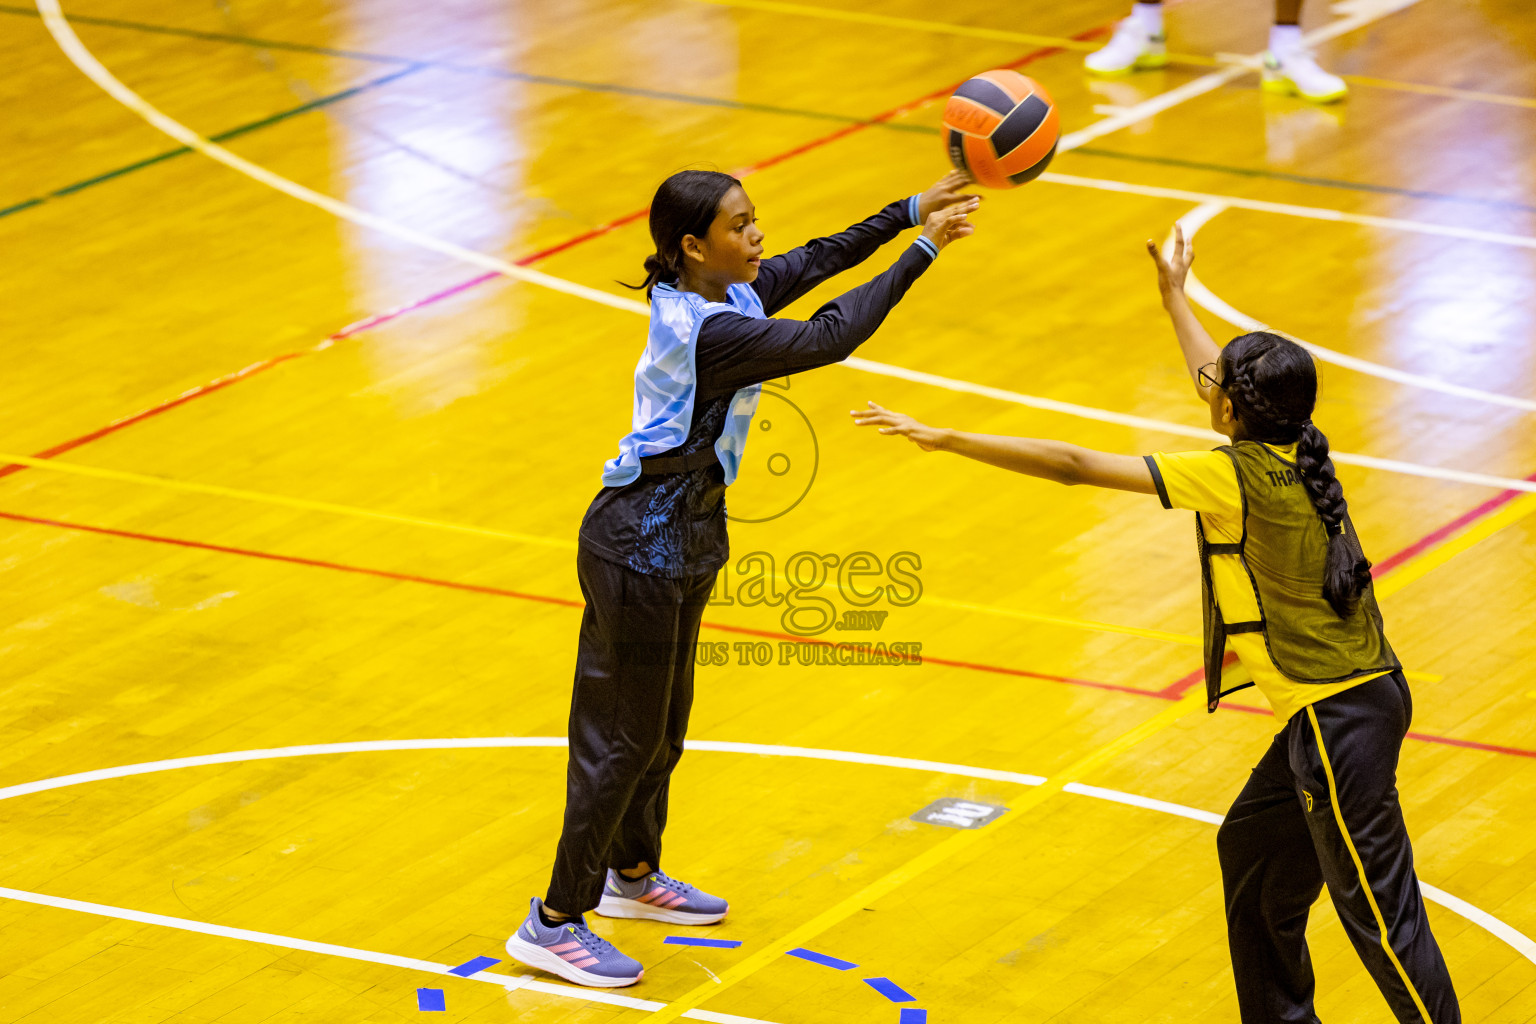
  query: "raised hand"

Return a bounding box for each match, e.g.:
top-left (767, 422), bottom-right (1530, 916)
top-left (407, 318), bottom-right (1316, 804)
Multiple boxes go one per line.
top-left (850, 400), bottom-right (946, 451)
top-left (917, 169), bottom-right (983, 223)
top-left (921, 198), bottom-right (979, 251)
top-left (1146, 221), bottom-right (1195, 303)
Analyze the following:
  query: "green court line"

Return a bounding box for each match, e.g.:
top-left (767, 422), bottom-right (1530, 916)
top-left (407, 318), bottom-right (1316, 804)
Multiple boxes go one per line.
top-left (0, 5), bottom-right (932, 134)
top-left (0, 64), bottom-right (423, 220)
top-left (5, 4), bottom-right (1525, 218)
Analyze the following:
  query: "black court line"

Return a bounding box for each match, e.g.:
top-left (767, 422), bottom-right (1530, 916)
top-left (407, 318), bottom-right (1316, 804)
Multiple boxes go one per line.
top-left (7, 5), bottom-right (1525, 218)
top-left (0, 5), bottom-right (933, 135)
top-left (0, 65), bottom-right (424, 220)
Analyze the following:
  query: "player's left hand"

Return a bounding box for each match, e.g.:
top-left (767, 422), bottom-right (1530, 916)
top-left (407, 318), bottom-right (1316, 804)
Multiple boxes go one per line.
top-left (850, 401), bottom-right (946, 451)
top-left (917, 170), bottom-right (982, 223)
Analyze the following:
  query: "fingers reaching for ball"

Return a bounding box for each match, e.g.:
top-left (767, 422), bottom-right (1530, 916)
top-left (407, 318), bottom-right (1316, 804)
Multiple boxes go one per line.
top-left (918, 169), bottom-right (984, 222)
top-left (922, 199), bottom-right (980, 251)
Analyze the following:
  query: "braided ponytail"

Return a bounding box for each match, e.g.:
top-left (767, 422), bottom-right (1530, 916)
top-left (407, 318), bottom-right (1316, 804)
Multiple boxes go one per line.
top-left (1294, 420), bottom-right (1372, 616)
top-left (621, 169), bottom-right (742, 300)
top-left (1221, 332), bottom-right (1371, 617)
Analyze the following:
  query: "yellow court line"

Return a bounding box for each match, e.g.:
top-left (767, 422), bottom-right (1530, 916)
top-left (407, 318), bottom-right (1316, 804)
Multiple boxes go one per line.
top-left (1374, 493), bottom-right (1536, 598)
top-left (0, 453), bottom-right (576, 551)
top-left (1339, 74), bottom-right (1536, 111)
top-left (692, 0), bottom-right (1536, 111)
top-left (637, 687), bottom-right (1210, 1024)
top-left (0, 450), bottom-right (1444, 682)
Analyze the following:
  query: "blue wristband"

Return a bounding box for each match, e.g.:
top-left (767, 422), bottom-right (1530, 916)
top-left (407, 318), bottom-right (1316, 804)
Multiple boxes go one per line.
top-left (907, 194), bottom-right (922, 227)
top-left (912, 235), bottom-right (939, 260)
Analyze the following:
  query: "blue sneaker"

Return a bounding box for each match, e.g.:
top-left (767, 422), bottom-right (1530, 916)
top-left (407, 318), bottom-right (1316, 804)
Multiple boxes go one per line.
top-left (596, 869), bottom-right (728, 925)
top-left (504, 898), bottom-right (643, 988)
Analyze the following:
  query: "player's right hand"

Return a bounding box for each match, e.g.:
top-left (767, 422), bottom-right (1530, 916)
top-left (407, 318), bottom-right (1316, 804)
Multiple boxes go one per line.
top-left (1146, 221), bottom-right (1195, 301)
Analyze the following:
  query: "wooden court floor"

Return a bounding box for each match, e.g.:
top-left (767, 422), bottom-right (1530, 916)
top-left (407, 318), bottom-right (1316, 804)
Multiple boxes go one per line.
top-left (1, 0), bottom-right (1534, 1021)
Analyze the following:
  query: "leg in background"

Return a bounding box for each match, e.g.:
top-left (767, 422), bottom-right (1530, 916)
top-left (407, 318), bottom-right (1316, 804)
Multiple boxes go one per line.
top-left (1219, 727), bottom-right (1327, 1024)
top-left (545, 547), bottom-right (690, 917)
top-left (608, 565), bottom-right (717, 876)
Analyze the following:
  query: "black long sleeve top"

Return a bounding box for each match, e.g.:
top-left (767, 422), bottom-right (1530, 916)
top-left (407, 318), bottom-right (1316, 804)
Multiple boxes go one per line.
top-left (580, 198), bottom-right (935, 578)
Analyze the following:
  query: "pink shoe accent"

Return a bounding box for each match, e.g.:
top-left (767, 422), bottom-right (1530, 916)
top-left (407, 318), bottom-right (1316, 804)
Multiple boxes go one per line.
top-left (549, 941), bottom-right (583, 953)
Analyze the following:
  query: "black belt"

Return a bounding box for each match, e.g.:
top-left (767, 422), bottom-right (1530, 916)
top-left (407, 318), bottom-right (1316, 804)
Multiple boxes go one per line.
top-left (639, 448), bottom-right (720, 475)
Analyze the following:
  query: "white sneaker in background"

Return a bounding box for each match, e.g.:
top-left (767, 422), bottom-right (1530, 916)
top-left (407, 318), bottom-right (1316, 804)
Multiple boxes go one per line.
top-left (1262, 26), bottom-right (1348, 103)
top-left (1084, 4), bottom-right (1169, 75)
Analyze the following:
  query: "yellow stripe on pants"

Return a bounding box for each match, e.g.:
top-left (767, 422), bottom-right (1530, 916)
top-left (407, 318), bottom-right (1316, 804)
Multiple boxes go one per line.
top-left (1306, 705), bottom-right (1436, 1024)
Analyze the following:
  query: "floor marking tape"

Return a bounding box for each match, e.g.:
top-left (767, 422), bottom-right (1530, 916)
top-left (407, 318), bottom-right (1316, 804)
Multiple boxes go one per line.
top-left (0, 736), bottom-right (1525, 1019)
top-left (1175, 202), bottom-right (1536, 412)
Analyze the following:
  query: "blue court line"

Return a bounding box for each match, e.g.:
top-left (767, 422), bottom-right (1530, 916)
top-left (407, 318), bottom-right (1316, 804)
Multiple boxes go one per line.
top-left (447, 955), bottom-right (500, 976)
top-left (786, 947), bottom-right (858, 970)
top-left (0, 64), bottom-right (423, 222)
top-left (664, 936), bottom-right (743, 948)
top-left (864, 977), bottom-right (917, 1003)
top-left (416, 988), bottom-right (446, 1011)
top-left (898, 1010), bottom-right (928, 1024)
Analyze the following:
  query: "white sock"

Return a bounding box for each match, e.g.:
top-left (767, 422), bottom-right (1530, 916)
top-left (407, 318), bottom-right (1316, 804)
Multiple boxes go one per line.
top-left (1269, 23), bottom-right (1303, 54)
top-left (1130, 2), bottom-right (1164, 33)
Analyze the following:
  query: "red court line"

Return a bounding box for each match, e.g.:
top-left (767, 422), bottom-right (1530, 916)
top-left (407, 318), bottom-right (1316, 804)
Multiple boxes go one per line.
top-left (3, 508), bottom-right (1531, 761)
top-left (0, 27), bottom-right (1105, 489)
top-left (0, 352), bottom-right (307, 480)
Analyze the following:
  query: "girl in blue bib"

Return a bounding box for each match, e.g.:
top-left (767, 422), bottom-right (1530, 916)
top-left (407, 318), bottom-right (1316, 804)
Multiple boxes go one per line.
top-left (506, 169), bottom-right (979, 988)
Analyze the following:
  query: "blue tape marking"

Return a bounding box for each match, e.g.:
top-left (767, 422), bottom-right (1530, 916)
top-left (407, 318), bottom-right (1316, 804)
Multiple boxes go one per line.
top-left (416, 988), bottom-right (446, 1011)
top-left (447, 955), bottom-right (500, 976)
top-left (664, 937), bottom-right (743, 948)
top-left (786, 947), bottom-right (858, 970)
top-left (864, 977), bottom-right (916, 1003)
top-left (898, 1010), bottom-right (928, 1024)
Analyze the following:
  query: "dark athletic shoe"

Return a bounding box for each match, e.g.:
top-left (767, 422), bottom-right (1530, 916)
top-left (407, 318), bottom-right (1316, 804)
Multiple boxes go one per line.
top-left (595, 869), bottom-right (728, 925)
top-left (504, 898), bottom-right (643, 988)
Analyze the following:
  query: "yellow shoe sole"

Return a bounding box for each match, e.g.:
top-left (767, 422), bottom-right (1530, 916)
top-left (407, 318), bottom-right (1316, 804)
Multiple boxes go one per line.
top-left (1084, 52), bottom-right (1170, 76)
top-left (1261, 75), bottom-right (1348, 104)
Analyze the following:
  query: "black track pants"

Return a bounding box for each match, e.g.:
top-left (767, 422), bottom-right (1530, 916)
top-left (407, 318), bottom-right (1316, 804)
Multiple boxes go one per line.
top-left (1217, 671), bottom-right (1459, 1024)
top-left (545, 545), bottom-right (717, 916)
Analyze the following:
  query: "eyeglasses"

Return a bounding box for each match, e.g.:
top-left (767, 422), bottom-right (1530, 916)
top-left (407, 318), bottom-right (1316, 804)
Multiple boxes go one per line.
top-left (1197, 362), bottom-right (1227, 390)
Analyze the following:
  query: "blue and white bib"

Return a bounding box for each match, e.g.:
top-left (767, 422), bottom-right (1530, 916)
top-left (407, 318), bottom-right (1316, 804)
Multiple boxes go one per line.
top-left (601, 281), bottom-right (765, 487)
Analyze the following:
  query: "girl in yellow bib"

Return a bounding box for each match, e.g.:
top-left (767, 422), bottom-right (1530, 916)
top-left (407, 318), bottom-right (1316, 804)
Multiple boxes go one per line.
top-left (853, 226), bottom-right (1458, 1024)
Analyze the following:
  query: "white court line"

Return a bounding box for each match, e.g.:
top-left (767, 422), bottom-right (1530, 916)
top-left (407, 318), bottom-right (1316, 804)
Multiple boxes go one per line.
top-left (0, 737), bottom-right (1529, 972)
top-left (1058, 0), bottom-right (1422, 152)
top-left (1175, 201), bottom-right (1536, 412)
top-left (1037, 171), bottom-right (1536, 251)
top-left (0, 886), bottom-right (775, 1024)
top-left (37, 0), bottom-right (1536, 499)
top-left (841, 356), bottom-right (1536, 493)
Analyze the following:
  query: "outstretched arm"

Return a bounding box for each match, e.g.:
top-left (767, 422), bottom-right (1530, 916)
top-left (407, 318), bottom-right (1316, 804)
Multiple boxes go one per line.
top-left (697, 205), bottom-right (977, 397)
top-left (752, 171), bottom-right (981, 314)
top-left (1147, 223), bottom-right (1222, 401)
top-left (850, 401), bottom-right (1158, 494)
